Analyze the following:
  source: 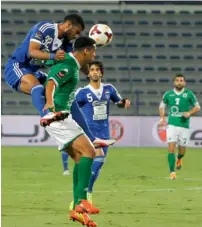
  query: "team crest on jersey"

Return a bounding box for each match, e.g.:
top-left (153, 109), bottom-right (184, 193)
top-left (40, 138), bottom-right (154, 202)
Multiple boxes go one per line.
top-left (105, 91), bottom-right (110, 99)
top-left (34, 31), bottom-right (43, 40)
top-left (183, 93), bottom-right (188, 98)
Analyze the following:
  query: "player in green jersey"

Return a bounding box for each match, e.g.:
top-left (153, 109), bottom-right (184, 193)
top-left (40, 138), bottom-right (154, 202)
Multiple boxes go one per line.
top-left (42, 37), bottom-right (99, 227)
top-left (159, 74), bottom-right (201, 179)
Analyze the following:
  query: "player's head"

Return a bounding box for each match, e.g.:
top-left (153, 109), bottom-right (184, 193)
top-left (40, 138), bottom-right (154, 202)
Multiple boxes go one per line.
top-left (73, 36), bottom-right (96, 65)
top-left (62, 14), bottom-right (85, 41)
top-left (88, 61), bottom-right (104, 82)
top-left (173, 74), bottom-right (186, 91)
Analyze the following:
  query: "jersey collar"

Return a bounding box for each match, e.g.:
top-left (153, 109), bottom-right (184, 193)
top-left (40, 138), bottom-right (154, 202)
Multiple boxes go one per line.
top-left (173, 88), bottom-right (185, 95)
top-left (52, 23), bottom-right (63, 51)
top-left (87, 83), bottom-right (104, 100)
top-left (69, 52), bottom-right (81, 69)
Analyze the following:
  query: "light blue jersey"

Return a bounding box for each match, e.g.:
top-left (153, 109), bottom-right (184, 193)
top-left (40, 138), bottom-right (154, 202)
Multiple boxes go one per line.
top-left (75, 83), bottom-right (122, 139)
top-left (11, 21), bottom-right (64, 70)
top-left (5, 21), bottom-right (73, 90)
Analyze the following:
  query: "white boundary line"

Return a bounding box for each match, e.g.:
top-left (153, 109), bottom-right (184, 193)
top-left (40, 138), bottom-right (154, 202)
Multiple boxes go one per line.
top-left (2, 187), bottom-right (202, 194)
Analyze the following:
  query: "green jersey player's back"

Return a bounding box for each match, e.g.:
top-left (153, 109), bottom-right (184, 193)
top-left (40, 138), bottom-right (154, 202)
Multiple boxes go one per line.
top-left (161, 88), bottom-right (199, 128)
top-left (47, 52), bottom-right (80, 112)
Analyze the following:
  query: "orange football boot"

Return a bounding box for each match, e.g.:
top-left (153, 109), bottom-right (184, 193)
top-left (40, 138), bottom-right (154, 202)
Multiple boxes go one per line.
top-left (69, 210), bottom-right (97, 227)
top-left (75, 200), bottom-right (100, 214)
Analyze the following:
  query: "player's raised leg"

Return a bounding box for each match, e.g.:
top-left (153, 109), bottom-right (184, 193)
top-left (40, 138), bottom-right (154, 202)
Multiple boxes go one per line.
top-left (20, 74), bottom-right (49, 116)
top-left (4, 63), bottom-right (49, 117)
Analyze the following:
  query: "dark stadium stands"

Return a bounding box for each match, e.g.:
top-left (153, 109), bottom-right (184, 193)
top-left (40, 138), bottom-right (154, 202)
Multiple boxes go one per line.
top-left (1, 4), bottom-right (202, 115)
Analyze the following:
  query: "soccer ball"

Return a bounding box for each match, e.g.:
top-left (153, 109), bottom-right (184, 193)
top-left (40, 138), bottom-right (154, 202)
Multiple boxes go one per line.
top-left (89, 24), bottom-right (113, 47)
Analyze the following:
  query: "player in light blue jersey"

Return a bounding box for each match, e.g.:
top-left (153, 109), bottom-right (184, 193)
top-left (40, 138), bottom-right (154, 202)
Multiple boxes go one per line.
top-left (4, 14), bottom-right (115, 149)
top-left (63, 61), bottom-right (131, 202)
top-left (5, 14), bottom-right (84, 118)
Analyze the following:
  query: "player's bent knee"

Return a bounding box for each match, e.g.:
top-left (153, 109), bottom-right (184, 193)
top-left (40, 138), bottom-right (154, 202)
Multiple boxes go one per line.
top-left (82, 147), bottom-right (95, 159)
top-left (72, 134), bottom-right (96, 159)
top-left (20, 74), bottom-right (40, 94)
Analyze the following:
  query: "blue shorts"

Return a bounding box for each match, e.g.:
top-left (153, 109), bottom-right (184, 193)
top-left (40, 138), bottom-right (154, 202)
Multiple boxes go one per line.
top-left (4, 59), bottom-right (47, 91)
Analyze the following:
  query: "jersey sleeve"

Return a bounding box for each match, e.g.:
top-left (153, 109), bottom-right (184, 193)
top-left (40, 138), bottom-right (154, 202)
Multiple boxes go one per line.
top-left (109, 84), bottom-right (123, 103)
top-left (159, 92), bottom-right (168, 108)
top-left (47, 63), bottom-right (70, 87)
top-left (189, 91), bottom-right (201, 107)
top-left (75, 88), bottom-right (86, 107)
top-left (30, 22), bottom-right (54, 45)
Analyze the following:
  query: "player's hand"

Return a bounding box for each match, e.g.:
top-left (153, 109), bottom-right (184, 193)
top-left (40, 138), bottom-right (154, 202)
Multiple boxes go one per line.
top-left (43, 103), bottom-right (55, 113)
top-left (124, 99), bottom-right (131, 109)
top-left (158, 118), bottom-right (167, 127)
top-left (55, 50), bottom-right (65, 60)
top-left (183, 112), bottom-right (190, 118)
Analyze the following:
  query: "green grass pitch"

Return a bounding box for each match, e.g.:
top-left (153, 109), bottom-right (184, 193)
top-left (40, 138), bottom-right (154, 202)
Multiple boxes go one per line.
top-left (2, 147), bottom-right (202, 227)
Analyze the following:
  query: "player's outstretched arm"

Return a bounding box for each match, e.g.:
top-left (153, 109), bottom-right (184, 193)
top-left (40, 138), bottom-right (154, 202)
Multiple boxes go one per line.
top-left (29, 42), bottom-right (65, 61)
top-left (43, 80), bottom-right (56, 112)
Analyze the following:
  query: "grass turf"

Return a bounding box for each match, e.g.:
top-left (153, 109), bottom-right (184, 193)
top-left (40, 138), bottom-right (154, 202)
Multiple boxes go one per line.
top-left (2, 147), bottom-right (202, 227)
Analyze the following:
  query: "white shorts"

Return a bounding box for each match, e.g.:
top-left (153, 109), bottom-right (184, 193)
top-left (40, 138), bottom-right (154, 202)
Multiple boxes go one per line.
top-left (166, 124), bottom-right (190, 147)
top-left (45, 114), bottom-right (84, 151)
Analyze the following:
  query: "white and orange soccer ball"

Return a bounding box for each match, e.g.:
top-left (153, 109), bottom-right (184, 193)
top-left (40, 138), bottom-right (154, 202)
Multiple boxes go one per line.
top-left (89, 24), bottom-right (113, 47)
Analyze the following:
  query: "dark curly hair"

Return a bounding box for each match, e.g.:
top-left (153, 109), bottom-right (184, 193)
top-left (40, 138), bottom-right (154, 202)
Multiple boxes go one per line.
top-left (88, 61), bottom-right (104, 75)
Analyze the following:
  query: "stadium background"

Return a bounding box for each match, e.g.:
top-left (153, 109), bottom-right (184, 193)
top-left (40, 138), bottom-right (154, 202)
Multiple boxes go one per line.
top-left (1, 1), bottom-right (202, 147)
top-left (2, 2), bottom-right (202, 227)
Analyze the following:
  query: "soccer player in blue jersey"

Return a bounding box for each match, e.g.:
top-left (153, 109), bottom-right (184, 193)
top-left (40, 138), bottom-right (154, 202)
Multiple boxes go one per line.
top-left (4, 14), bottom-right (115, 148)
top-left (64, 61), bottom-right (130, 201)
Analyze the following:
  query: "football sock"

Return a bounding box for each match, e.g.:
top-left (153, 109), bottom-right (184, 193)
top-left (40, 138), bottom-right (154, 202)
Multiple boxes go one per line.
top-left (73, 163), bottom-right (79, 209)
top-left (31, 85), bottom-right (49, 117)
top-left (71, 100), bottom-right (95, 142)
top-left (61, 151), bottom-right (69, 170)
top-left (77, 157), bottom-right (93, 203)
top-left (168, 153), bottom-right (176, 172)
top-left (177, 153), bottom-right (184, 159)
top-left (88, 156), bottom-right (105, 193)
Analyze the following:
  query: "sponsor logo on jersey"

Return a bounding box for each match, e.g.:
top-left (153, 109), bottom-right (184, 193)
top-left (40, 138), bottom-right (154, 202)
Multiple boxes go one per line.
top-left (56, 69), bottom-right (68, 78)
top-left (57, 72), bottom-right (65, 78)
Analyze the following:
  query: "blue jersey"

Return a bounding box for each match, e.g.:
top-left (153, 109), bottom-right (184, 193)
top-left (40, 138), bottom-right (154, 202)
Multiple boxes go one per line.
top-left (75, 83), bottom-right (122, 139)
top-left (10, 21), bottom-right (73, 71)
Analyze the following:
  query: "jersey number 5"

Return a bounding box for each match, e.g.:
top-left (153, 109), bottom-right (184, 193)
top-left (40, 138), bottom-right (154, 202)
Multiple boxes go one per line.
top-left (175, 98), bottom-right (180, 105)
top-left (87, 93), bottom-right (93, 102)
